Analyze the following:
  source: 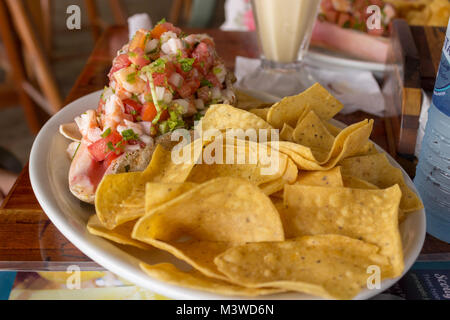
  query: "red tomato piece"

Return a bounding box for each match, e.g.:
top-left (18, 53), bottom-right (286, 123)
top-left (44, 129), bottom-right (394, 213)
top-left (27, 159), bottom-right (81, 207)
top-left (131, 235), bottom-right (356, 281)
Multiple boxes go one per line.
top-left (192, 42), bottom-right (214, 75)
top-left (123, 99), bottom-right (143, 121)
top-left (128, 48), bottom-right (150, 68)
top-left (141, 102), bottom-right (158, 122)
top-left (177, 83), bottom-right (193, 98)
top-left (152, 73), bottom-right (167, 86)
top-left (87, 131), bottom-right (123, 162)
top-left (103, 152), bottom-right (120, 170)
top-left (205, 73), bottom-right (221, 88)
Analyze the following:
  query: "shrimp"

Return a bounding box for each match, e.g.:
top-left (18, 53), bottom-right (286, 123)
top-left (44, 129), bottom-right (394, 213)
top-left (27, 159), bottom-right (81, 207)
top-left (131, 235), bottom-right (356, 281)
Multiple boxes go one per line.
top-left (102, 95), bottom-right (126, 131)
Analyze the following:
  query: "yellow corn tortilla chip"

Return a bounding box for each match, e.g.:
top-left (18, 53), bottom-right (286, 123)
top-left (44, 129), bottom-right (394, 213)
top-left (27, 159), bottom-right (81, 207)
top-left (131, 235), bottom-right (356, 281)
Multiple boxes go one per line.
top-left (187, 142), bottom-right (288, 186)
top-left (279, 123), bottom-right (294, 142)
top-left (140, 263), bottom-right (283, 297)
top-left (267, 83), bottom-right (344, 129)
top-left (202, 104), bottom-right (273, 133)
top-left (249, 108), bottom-right (270, 121)
top-left (283, 184), bottom-right (404, 277)
top-left (324, 121), bottom-right (343, 137)
top-left (270, 119), bottom-right (374, 169)
top-left (292, 110), bottom-right (335, 152)
top-left (87, 215), bottom-right (150, 249)
top-left (259, 158), bottom-right (298, 195)
top-left (134, 238), bottom-right (232, 281)
top-left (296, 167), bottom-right (344, 187)
top-left (339, 153), bottom-right (423, 214)
top-left (145, 182), bottom-right (198, 213)
top-left (214, 234), bottom-right (389, 300)
top-left (236, 90), bottom-right (273, 110)
top-left (95, 144), bottom-right (199, 229)
top-left (132, 177), bottom-right (285, 243)
top-left (342, 175), bottom-right (378, 189)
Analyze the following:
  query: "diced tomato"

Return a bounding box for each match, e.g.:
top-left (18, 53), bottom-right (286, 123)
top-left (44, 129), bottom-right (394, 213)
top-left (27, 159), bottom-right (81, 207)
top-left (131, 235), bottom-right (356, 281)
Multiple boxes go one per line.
top-left (192, 42), bottom-right (214, 75)
top-left (152, 73), bottom-right (167, 86)
top-left (103, 152), bottom-right (119, 170)
top-left (108, 54), bottom-right (131, 78)
top-left (185, 78), bottom-right (201, 93)
top-left (123, 99), bottom-right (143, 121)
top-left (141, 102), bottom-right (158, 121)
top-left (177, 83), bottom-right (193, 98)
top-left (87, 131), bottom-right (123, 162)
top-left (160, 109), bottom-right (169, 121)
top-left (128, 48), bottom-right (150, 68)
top-left (151, 24), bottom-right (168, 39)
top-left (205, 73), bottom-right (221, 88)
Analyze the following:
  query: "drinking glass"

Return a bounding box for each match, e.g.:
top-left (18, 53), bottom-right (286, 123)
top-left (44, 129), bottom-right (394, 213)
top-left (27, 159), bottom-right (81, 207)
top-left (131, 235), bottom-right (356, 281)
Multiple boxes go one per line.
top-left (243, 0), bottom-right (321, 96)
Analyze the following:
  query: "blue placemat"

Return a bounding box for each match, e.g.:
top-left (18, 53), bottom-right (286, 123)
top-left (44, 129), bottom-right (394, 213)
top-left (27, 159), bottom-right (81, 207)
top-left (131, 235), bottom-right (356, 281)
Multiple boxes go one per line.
top-left (0, 272), bottom-right (16, 300)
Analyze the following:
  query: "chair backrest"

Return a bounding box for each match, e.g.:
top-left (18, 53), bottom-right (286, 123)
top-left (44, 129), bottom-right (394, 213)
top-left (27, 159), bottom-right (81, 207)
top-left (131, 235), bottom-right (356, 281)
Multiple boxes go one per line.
top-left (187, 0), bottom-right (217, 28)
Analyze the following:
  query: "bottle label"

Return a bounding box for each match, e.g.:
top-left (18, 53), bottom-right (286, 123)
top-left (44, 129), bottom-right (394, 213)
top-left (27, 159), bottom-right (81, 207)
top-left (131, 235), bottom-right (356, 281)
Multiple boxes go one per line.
top-left (432, 21), bottom-right (450, 117)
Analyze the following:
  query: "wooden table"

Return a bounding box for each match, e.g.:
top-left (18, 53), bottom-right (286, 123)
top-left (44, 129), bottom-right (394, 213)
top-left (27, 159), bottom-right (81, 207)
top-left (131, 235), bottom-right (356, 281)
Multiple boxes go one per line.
top-left (1, 26), bottom-right (449, 271)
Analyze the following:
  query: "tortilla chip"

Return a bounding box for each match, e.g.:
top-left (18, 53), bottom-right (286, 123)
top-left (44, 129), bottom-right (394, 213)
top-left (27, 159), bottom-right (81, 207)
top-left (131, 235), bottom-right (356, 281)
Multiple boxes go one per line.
top-left (202, 104), bottom-right (273, 133)
top-left (145, 182), bottom-right (198, 213)
top-left (249, 108), bottom-right (270, 121)
top-left (342, 175), bottom-right (378, 189)
top-left (267, 83), bottom-right (344, 129)
top-left (187, 142), bottom-right (288, 186)
top-left (132, 177), bottom-right (285, 243)
top-left (279, 123), bottom-right (294, 142)
top-left (339, 153), bottom-right (423, 214)
top-left (324, 121), bottom-right (343, 137)
top-left (140, 263), bottom-right (283, 297)
top-left (95, 145), bottom-right (198, 229)
top-left (215, 234), bottom-right (389, 300)
top-left (270, 119), bottom-right (373, 169)
top-left (283, 184), bottom-right (404, 277)
top-left (134, 238), bottom-right (232, 281)
top-left (259, 158), bottom-right (298, 195)
top-left (292, 110), bottom-right (335, 152)
top-left (87, 215), bottom-right (150, 249)
top-left (236, 90), bottom-right (273, 110)
top-left (296, 167), bottom-right (344, 187)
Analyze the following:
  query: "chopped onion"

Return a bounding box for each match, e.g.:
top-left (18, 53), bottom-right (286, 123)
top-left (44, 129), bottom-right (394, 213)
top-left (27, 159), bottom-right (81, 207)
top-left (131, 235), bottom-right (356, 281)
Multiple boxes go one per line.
top-left (125, 144), bottom-right (141, 152)
top-left (145, 38), bottom-right (159, 53)
top-left (163, 90), bottom-right (173, 104)
top-left (172, 99), bottom-right (189, 114)
top-left (140, 134), bottom-right (154, 146)
top-left (169, 72), bottom-right (183, 88)
top-left (140, 121), bottom-right (152, 136)
top-left (194, 99), bottom-right (205, 110)
top-left (155, 86), bottom-right (166, 101)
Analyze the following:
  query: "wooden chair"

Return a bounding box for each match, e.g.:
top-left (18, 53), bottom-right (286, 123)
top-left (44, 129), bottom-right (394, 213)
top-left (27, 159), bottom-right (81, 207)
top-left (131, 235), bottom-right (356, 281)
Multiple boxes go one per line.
top-left (170, 0), bottom-right (217, 27)
top-left (0, 0), bottom-right (128, 134)
top-left (85, 0), bottom-right (127, 42)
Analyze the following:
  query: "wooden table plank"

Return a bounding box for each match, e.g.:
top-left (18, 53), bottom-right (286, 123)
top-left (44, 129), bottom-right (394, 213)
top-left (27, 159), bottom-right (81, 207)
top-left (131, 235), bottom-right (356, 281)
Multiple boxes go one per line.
top-left (0, 26), bottom-right (448, 270)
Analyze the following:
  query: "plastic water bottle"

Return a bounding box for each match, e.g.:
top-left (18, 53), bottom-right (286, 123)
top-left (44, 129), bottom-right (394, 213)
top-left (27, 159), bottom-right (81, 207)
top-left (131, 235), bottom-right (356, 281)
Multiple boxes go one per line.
top-left (414, 18), bottom-right (450, 243)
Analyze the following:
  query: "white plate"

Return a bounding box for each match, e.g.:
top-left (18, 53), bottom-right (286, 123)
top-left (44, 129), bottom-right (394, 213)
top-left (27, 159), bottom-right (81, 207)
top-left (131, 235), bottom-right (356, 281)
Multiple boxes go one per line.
top-left (29, 90), bottom-right (426, 300)
top-left (306, 47), bottom-right (387, 77)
